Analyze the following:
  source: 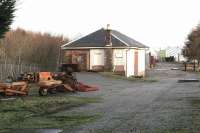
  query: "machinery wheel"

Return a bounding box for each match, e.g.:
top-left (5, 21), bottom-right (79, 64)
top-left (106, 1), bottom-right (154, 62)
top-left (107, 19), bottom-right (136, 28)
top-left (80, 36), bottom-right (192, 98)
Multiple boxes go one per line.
top-left (39, 88), bottom-right (48, 96)
top-left (48, 88), bottom-right (57, 94)
top-left (0, 92), bottom-right (5, 97)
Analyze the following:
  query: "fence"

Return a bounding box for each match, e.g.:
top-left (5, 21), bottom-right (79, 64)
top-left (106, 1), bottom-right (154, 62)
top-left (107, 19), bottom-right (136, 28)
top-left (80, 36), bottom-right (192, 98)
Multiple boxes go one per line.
top-left (0, 63), bottom-right (42, 81)
top-left (183, 62), bottom-right (200, 72)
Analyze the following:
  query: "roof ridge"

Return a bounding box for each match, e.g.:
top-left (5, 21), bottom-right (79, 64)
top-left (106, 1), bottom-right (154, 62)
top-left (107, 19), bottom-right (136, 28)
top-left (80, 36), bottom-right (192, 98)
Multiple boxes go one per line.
top-left (110, 33), bottom-right (129, 47)
top-left (61, 28), bottom-right (148, 49)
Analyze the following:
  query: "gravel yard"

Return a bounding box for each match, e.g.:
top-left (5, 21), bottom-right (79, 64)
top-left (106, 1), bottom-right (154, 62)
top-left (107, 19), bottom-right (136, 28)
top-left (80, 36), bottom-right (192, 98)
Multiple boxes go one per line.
top-left (62, 63), bottom-right (200, 133)
top-left (1, 63), bottom-right (199, 133)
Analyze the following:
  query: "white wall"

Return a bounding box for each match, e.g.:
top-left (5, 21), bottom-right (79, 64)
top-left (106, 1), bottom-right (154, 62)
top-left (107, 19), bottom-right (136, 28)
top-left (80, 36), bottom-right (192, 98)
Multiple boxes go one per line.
top-left (126, 49), bottom-right (146, 77)
top-left (89, 48), bottom-right (146, 77)
top-left (138, 49), bottom-right (146, 76)
top-left (90, 49), bottom-right (105, 69)
top-left (113, 49), bottom-right (126, 70)
top-left (126, 49), bottom-right (135, 77)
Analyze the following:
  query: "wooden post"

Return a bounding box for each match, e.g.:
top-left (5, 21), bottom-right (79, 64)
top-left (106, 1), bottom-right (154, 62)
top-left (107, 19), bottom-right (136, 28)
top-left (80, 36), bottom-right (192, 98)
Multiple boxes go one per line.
top-left (194, 61), bottom-right (196, 71)
top-left (184, 62), bottom-right (187, 71)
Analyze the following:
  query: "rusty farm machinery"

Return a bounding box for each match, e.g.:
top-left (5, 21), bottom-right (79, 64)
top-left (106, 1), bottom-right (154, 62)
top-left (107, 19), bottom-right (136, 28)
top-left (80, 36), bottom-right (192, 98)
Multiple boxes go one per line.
top-left (37, 72), bottom-right (99, 96)
top-left (0, 70), bottom-right (99, 97)
top-left (0, 81), bottom-right (29, 96)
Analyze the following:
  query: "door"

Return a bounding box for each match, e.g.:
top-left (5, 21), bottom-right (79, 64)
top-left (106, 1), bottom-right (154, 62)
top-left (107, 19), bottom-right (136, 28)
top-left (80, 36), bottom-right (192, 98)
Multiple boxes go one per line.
top-left (77, 54), bottom-right (87, 71)
top-left (134, 51), bottom-right (138, 76)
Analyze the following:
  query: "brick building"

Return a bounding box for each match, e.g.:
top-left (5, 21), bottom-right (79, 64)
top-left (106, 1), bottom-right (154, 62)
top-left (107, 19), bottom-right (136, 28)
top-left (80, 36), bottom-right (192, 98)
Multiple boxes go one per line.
top-left (61, 26), bottom-right (148, 77)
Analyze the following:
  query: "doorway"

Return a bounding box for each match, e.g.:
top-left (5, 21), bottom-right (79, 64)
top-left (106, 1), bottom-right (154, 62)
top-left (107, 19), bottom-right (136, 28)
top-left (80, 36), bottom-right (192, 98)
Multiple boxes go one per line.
top-left (134, 51), bottom-right (138, 76)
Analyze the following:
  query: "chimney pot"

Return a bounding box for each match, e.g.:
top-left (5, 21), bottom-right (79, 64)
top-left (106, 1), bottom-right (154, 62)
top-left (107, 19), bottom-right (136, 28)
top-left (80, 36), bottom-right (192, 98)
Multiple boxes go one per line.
top-left (107, 24), bottom-right (111, 30)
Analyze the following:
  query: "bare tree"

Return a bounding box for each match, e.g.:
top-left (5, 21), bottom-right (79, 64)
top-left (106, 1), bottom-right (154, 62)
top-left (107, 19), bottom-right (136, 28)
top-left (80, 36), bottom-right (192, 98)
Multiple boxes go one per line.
top-left (0, 28), bottom-right (69, 71)
top-left (182, 24), bottom-right (200, 70)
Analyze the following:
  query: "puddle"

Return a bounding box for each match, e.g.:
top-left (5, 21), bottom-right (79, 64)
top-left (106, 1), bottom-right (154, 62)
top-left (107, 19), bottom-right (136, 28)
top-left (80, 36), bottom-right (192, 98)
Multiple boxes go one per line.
top-left (171, 67), bottom-right (180, 70)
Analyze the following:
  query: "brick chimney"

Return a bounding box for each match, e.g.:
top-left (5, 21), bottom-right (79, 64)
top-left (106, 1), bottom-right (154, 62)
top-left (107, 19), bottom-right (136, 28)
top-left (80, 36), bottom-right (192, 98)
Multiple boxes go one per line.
top-left (105, 24), bottom-right (112, 46)
top-left (104, 24), bottom-right (113, 71)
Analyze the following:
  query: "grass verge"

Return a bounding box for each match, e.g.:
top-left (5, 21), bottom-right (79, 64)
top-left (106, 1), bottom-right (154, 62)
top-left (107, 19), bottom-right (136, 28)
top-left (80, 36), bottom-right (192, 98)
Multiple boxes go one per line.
top-left (0, 95), bottom-right (101, 132)
top-left (99, 72), bottom-right (158, 83)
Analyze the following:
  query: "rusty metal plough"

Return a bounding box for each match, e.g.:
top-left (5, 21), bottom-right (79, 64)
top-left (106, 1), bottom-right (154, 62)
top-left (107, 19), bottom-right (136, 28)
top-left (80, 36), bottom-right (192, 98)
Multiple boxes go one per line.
top-left (0, 81), bottom-right (29, 96)
top-left (0, 70), bottom-right (99, 97)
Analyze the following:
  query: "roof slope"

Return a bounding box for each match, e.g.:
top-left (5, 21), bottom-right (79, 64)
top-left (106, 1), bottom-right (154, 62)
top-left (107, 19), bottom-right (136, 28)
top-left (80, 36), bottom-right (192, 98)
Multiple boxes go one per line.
top-left (111, 30), bottom-right (147, 48)
top-left (62, 28), bottom-right (148, 49)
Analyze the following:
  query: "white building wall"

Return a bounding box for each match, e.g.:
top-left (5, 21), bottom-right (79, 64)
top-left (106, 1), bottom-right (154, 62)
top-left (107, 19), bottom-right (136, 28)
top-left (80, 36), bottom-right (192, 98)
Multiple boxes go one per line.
top-left (138, 49), bottom-right (146, 76)
top-left (113, 49), bottom-right (126, 70)
top-left (126, 49), bottom-right (146, 77)
top-left (126, 49), bottom-right (135, 77)
top-left (89, 48), bottom-right (146, 77)
top-left (90, 49), bottom-right (105, 69)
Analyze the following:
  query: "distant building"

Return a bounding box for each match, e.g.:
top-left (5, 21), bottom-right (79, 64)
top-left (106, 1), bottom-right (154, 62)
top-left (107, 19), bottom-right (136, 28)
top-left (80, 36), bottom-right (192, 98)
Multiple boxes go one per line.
top-left (158, 50), bottom-right (166, 62)
top-left (165, 46), bottom-right (186, 62)
top-left (157, 46), bottom-right (186, 62)
top-left (61, 25), bottom-right (148, 77)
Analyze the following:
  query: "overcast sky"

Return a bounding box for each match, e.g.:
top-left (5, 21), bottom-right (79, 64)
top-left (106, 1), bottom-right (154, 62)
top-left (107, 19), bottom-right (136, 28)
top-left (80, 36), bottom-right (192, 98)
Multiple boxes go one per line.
top-left (12, 0), bottom-right (200, 48)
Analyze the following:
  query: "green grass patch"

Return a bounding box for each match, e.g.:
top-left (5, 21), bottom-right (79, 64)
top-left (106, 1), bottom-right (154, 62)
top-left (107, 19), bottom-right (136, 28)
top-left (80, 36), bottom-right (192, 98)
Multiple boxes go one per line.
top-left (0, 95), bottom-right (101, 132)
top-left (99, 72), bottom-right (158, 83)
top-left (96, 128), bottom-right (190, 133)
top-left (153, 129), bottom-right (190, 133)
top-left (0, 113), bottom-right (100, 129)
top-left (191, 99), bottom-right (200, 107)
top-left (96, 129), bottom-right (114, 133)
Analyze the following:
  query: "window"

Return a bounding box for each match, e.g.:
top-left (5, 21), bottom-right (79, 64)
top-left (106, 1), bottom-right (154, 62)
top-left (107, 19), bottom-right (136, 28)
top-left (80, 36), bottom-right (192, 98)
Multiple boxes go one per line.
top-left (115, 51), bottom-right (123, 58)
